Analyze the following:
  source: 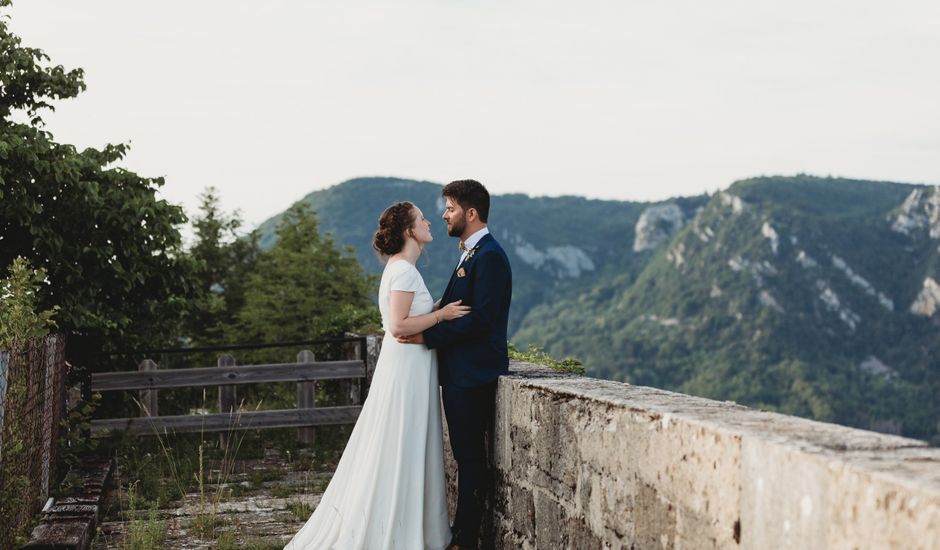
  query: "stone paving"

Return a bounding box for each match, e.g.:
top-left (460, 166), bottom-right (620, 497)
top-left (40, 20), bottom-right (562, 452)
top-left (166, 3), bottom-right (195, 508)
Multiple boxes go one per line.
top-left (93, 448), bottom-right (332, 549)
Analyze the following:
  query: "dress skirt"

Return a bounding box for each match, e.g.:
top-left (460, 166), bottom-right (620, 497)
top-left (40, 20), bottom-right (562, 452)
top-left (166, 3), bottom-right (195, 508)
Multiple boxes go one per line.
top-left (284, 338), bottom-right (451, 550)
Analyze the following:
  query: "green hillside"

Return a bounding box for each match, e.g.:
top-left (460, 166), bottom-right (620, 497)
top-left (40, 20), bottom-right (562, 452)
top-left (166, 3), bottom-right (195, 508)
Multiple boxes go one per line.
top-left (258, 175), bottom-right (940, 444)
top-left (513, 175), bottom-right (940, 443)
top-left (256, 177), bottom-right (704, 330)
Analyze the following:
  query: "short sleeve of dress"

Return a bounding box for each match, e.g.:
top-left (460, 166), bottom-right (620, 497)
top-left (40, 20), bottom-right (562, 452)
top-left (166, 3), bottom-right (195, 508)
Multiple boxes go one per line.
top-left (389, 262), bottom-right (421, 292)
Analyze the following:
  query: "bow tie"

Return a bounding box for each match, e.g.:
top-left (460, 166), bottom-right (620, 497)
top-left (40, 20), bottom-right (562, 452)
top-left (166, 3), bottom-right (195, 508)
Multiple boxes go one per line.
top-left (459, 241), bottom-right (467, 252)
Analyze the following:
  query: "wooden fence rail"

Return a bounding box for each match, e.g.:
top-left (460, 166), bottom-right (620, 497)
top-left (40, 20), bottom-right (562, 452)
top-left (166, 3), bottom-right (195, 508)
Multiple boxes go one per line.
top-left (90, 406), bottom-right (363, 436)
top-left (89, 349), bottom-right (367, 445)
top-left (91, 359), bottom-right (365, 391)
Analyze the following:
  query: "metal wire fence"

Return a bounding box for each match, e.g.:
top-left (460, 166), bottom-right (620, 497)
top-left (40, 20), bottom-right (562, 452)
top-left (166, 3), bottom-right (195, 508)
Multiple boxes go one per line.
top-left (0, 334), bottom-right (68, 548)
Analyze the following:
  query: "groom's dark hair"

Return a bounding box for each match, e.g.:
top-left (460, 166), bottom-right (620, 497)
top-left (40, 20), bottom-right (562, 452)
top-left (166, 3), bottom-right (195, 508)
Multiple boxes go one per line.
top-left (442, 179), bottom-right (490, 222)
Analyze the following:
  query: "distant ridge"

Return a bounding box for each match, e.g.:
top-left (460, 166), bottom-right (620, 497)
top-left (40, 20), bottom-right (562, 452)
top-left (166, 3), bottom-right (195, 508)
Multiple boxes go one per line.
top-left (255, 176), bottom-right (693, 332)
top-left (258, 174), bottom-right (940, 444)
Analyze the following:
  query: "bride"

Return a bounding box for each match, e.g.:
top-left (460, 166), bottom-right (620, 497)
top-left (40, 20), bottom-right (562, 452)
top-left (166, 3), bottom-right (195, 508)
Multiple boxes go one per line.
top-left (285, 201), bottom-right (468, 550)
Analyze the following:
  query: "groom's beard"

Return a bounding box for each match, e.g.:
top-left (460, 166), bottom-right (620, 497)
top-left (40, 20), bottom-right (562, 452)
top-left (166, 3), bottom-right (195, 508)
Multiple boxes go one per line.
top-left (447, 216), bottom-right (466, 237)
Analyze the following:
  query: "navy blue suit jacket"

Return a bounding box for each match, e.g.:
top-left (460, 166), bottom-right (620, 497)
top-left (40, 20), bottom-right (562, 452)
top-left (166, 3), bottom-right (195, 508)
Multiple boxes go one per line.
top-left (424, 233), bottom-right (512, 387)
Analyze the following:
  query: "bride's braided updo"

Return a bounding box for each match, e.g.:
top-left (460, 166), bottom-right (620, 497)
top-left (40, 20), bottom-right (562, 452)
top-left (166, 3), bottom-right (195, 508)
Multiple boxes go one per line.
top-left (372, 201), bottom-right (417, 256)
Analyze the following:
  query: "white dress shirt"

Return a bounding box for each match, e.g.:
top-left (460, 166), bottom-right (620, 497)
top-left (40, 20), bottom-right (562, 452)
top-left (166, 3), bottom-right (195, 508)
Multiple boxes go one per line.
top-left (456, 227), bottom-right (490, 268)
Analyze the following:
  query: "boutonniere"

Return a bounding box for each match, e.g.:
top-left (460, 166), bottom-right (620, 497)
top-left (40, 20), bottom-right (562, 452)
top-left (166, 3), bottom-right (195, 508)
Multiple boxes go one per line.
top-left (457, 267), bottom-right (466, 278)
top-left (465, 244), bottom-right (481, 261)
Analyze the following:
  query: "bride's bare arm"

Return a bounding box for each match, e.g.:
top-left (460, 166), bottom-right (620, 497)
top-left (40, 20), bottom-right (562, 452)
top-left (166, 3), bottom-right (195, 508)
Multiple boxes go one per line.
top-left (388, 291), bottom-right (469, 338)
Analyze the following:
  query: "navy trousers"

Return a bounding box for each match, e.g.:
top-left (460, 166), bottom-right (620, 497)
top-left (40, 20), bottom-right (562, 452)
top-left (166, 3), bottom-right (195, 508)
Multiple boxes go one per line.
top-left (442, 381), bottom-right (497, 548)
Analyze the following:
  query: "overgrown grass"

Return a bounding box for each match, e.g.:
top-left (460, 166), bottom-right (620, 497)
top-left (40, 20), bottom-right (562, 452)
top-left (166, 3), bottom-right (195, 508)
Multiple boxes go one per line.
top-left (97, 377), bottom-right (355, 545)
top-left (99, 394), bottom-right (261, 545)
top-left (146, 397), bottom-right (258, 540)
top-left (248, 466), bottom-right (286, 488)
top-left (287, 498), bottom-right (314, 520)
top-left (270, 484), bottom-right (302, 498)
top-left (123, 483), bottom-right (166, 550)
top-left (216, 530), bottom-right (238, 550)
top-left (189, 512), bottom-right (227, 539)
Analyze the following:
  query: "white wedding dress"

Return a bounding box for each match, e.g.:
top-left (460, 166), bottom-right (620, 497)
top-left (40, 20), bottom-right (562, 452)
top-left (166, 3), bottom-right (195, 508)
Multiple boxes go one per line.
top-left (285, 259), bottom-right (451, 550)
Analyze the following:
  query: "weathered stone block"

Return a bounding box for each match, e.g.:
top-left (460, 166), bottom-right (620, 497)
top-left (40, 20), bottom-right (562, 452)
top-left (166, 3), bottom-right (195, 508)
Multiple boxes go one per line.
top-left (533, 490), bottom-right (569, 549)
top-left (20, 520), bottom-right (92, 550)
top-left (567, 515), bottom-right (604, 550)
top-left (509, 484), bottom-right (536, 540)
top-left (676, 502), bottom-right (728, 549)
top-left (821, 448), bottom-right (940, 549)
top-left (634, 482), bottom-right (678, 549)
top-left (741, 437), bottom-right (832, 549)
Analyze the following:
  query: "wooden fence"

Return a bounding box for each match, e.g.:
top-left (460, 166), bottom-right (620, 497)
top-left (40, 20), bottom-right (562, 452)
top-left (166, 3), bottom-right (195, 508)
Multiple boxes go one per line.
top-left (88, 344), bottom-right (370, 444)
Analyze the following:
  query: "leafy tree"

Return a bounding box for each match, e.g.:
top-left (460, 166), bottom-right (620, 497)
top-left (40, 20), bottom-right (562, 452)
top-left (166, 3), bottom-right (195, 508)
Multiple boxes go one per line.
top-left (0, 1), bottom-right (194, 361)
top-left (185, 187), bottom-right (259, 344)
top-left (234, 203), bottom-right (379, 343)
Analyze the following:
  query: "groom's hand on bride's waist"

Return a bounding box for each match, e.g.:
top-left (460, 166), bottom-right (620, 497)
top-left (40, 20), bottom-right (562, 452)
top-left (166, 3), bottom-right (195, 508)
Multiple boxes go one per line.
top-left (396, 333), bottom-right (425, 345)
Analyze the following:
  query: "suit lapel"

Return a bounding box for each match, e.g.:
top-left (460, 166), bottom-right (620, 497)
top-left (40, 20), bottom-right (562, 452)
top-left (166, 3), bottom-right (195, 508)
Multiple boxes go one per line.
top-left (441, 234), bottom-right (493, 303)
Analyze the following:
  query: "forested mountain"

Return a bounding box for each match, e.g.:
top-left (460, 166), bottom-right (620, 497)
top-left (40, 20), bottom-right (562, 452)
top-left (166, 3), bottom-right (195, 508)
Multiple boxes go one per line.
top-left (258, 175), bottom-right (940, 443)
top-left (257, 177), bottom-right (706, 331)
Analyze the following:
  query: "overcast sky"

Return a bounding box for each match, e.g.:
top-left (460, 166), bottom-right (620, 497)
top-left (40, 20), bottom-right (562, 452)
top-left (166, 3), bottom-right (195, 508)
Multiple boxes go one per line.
top-left (7, 1), bottom-right (940, 228)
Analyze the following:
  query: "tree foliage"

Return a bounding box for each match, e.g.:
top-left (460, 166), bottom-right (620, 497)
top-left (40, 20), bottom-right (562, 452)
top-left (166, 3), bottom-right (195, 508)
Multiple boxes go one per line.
top-left (0, 0), bottom-right (85, 125)
top-left (0, 3), bottom-right (194, 358)
top-left (185, 187), bottom-right (259, 345)
top-left (235, 203), bottom-right (379, 343)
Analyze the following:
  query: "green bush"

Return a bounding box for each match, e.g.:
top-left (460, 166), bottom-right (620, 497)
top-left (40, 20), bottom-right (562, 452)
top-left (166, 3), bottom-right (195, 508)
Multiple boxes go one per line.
top-left (509, 343), bottom-right (584, 375)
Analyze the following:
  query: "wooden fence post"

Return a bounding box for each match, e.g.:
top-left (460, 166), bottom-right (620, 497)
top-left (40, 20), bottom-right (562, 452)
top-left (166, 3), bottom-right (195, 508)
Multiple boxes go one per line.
top-left (218, 354), bottom-right (237, 414)
top-left (218, 354), bottom-right (237, 448)
top-left (345, 332), bottom-right (379, 403)
top-left (297, 350), bottom-right (316, 446)
top-left (138, 359), bottom-right (158, 417)
top-left (365, 334), bottom-right (381, 391)
top-left (347, 341), bottom-right (362, 406)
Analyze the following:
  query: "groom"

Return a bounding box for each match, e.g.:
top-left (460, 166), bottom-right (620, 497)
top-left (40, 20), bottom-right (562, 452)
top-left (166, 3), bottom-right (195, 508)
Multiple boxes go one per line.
top-left (398, 179), bottom-right (512, 550)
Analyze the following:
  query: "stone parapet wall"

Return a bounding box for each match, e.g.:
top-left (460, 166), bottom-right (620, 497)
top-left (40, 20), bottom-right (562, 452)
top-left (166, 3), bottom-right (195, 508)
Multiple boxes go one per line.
top-left (444, 361), bottom-right (940, 549)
